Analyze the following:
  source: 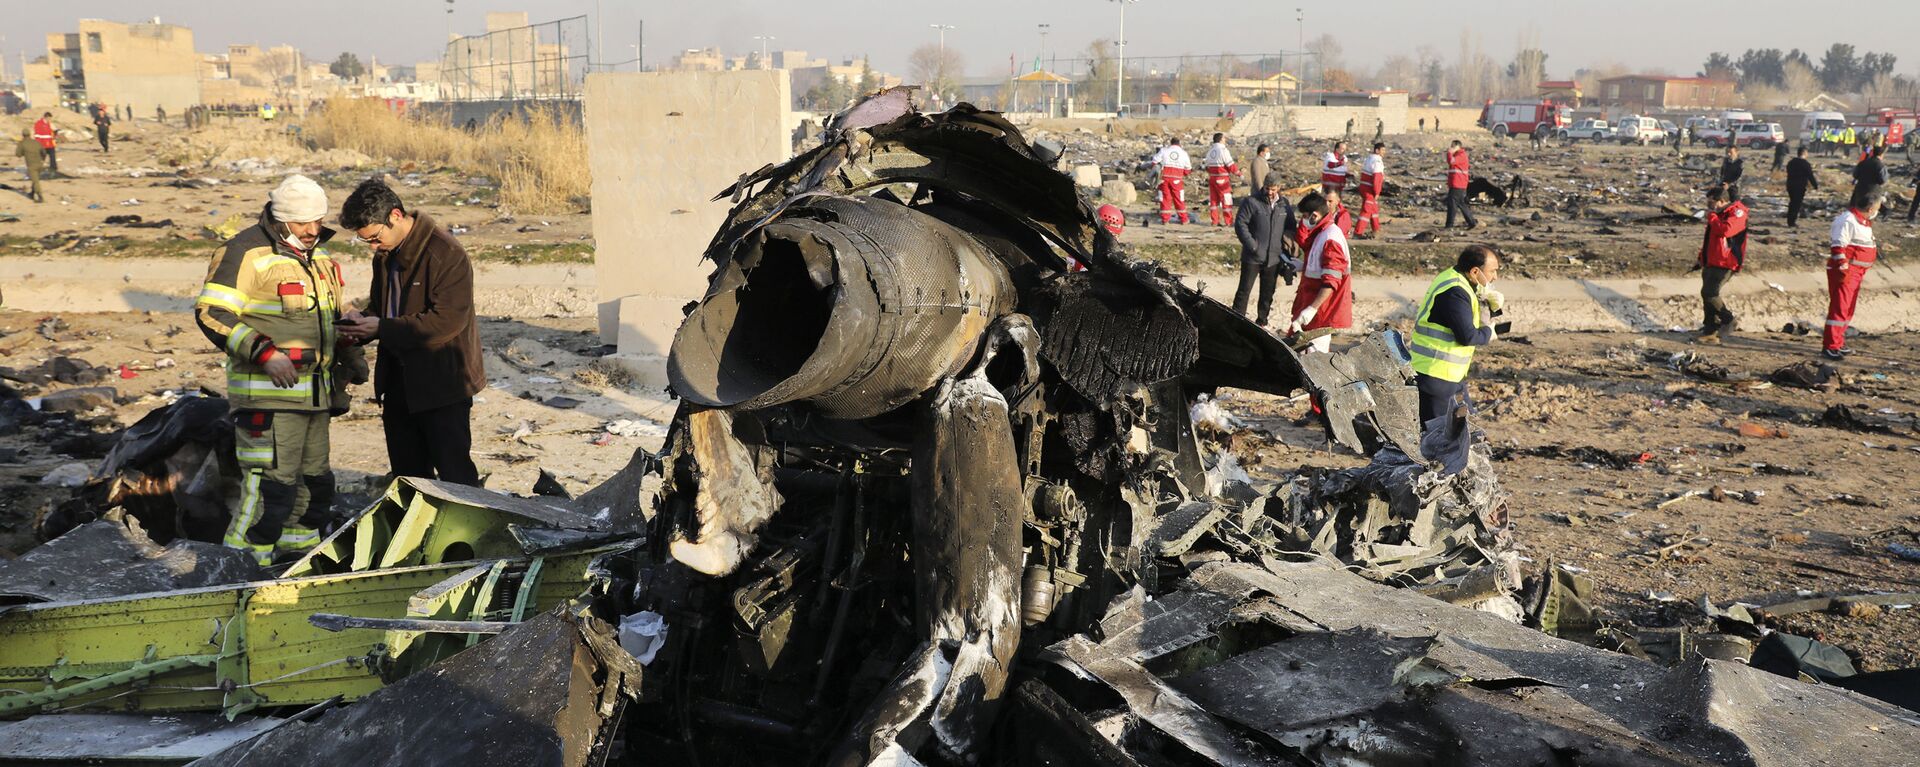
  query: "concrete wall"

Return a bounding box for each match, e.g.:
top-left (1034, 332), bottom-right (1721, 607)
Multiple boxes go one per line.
top-left (1404, 107), bottom-right (1484, 133)
top-left (585, 70), bottom-right (792, 384)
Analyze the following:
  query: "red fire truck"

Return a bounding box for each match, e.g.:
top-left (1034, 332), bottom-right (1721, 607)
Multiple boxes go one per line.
top-left (1863, 108), bottom-right (1913, 149)
top-left (1477, 99), bottom-right (1570, 138)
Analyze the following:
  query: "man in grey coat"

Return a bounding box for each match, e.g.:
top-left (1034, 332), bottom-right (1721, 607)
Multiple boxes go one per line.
top-left (1232, 177), bottom-right (1298, 327)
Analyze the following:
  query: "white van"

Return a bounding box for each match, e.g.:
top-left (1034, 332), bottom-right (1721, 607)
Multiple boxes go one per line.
top-left (1613, 116), bottom-right (1662, 145)
top-left (1721, 109), bottom-right (1756, 125)
top-left (1800, 111), bottom-right (1847, 140)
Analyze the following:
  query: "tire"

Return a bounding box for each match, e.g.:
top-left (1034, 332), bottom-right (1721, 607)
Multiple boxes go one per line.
top-left (1493, 124), bottom-right (1509, 138)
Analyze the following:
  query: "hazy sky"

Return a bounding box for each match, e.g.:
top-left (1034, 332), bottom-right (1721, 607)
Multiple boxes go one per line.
top-left (5, 1), bottom-right (1918, 83)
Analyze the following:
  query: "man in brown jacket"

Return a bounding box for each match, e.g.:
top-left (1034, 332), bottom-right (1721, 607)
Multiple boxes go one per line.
top-left (336, 179), bottom-right (484, 485)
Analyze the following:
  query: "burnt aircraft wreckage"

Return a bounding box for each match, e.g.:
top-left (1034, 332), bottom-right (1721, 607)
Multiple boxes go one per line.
top-left (1, 92), bottom-right (1915, 766)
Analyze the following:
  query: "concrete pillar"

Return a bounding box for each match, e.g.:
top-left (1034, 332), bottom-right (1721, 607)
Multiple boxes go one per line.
top-left (584, 70), bottom-right (792, 387)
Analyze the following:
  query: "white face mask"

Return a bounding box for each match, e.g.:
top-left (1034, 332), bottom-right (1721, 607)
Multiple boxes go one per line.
top-left (280, 224), bottom-right (313, 253)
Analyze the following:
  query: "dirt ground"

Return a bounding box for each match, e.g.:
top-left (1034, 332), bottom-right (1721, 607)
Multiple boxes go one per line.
top-left (1212, 327), bottom-right (1920, 672)
top-left (0, 309), bottom-right (672, 559)
top-left (4, 115), bottom-right (1918, 677)
top-left (1034, 126), bottom-right (1920, 279)
top-left (1, 116), bottom-right (592, 265)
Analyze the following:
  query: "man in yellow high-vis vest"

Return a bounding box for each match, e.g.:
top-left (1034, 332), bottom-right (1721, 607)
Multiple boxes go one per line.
top-left (1410, 245), bottom-right (1507, 432)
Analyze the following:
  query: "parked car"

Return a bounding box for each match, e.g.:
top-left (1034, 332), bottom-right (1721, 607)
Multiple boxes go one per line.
top-left (1559, 119), bottom-right (1612, 141)
top-left (1683, 116), bottom-right (1724, 142)
top-left (1613, 116), bottom-right (1662, 145)
top-left (1659, 120), bottom-right (1680, 144)
top-left (1696, 123), bottom-right (1736, 147)
top-left (1732, 122), bottom-right (1786, 148)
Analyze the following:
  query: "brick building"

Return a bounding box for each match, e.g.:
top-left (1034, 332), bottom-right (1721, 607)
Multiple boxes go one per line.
top-left (1594, 75), bottom-right (1735, 111)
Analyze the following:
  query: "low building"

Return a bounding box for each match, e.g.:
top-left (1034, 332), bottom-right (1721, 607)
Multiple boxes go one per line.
top-left (1537, 80), bottom-right (1581, 107)
top-left (1595, 75), bottom-right (1735, 111)
top-left (24, 18), bottom-right (202, 114)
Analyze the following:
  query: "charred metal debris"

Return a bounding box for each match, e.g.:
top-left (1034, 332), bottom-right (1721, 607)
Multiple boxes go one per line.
top-left (2, 93), bottom-right (1916, 766)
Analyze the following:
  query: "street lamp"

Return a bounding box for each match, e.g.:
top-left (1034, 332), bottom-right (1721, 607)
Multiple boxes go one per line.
top-left (929, 23), bottom-right (954, 54)
top-left (1111, 0), bottom-right (1137, 115)
top-left (752, 35), bottom-right (775, 69)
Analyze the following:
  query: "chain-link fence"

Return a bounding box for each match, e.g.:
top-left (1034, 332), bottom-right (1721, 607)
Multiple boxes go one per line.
top-left (972, 52), bottom-right (1322, 114)
top-left (439, 15), bottom-right (590, 102)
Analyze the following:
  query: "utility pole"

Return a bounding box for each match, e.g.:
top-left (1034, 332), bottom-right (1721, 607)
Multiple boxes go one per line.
top-left (1111, 0), bottom-right (1137, 116)
top-left (1295, 8), bottom-right (1304, 107)
top-left (753, 35), bottom-right (775, 69)
top-left (595, 0), bottom-right (602, 72)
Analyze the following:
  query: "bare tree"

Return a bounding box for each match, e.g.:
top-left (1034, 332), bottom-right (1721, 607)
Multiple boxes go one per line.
top-left (1374, 55), bottom-right (1418, 91)
top-left (1781, 59), bottom-right (1821, 103)
top-left (907, 44), bottom-right (964, 105)
top-left (259, 49), bottom-right (302, 103)
top-left (1454, 31), bottom-right (1498, 103)
top-left (1305, 33), bottom-right (1343, 89)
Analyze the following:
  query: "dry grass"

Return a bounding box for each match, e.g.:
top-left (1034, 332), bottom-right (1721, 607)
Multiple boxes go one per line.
top-left (573, 358), bottom-right (638, 390)
top-left (304, 99), bottom-right (589, 215)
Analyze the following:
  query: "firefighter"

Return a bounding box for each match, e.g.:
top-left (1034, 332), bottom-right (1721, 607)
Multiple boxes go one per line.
top-left (1692, 184), bottom-right (1748, 343)
top-left (1150, 137), bottom-right (1192, 225)
top-left (31, 112), bottom-right (57, 176)
top-left (1319, 140), bottom-right (1350, 195)
top-left (1443, 140), bottom-right (1476, 229)
top-left (1823, 189), bottom-right (1881, 360)
top-left (193, 175), bottom-right (354, 564)
top-left (1356, 141), bottom-right (1386, 238)
top-left (1286, 192), bottom-right (1351, 354)
top-left (1201, 132), bottom-right (1239, 227)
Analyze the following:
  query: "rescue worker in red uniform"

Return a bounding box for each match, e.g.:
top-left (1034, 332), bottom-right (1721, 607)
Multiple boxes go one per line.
top-left (1150, 137), bottom-right (1193, 225)
top-left (1692, 184), bottom-right (1748, 343)
top-left (31, 112), bottom-right (57, 176)
top-left (1287, 192), bottom-right (1353, 354)
top-left (1324, 186), bottom-right (1355, 238)
top-left (1201, 132), bottom-right (1239, 226)
top-left (1823, 190), bottom-right (1881, 359)
top-left (1444, 140), bottom-right (1476, 229)
top-left (1356, 142), bottom-right (1386, 238)
top-left (1320, 140), bottom-right (1350, 195)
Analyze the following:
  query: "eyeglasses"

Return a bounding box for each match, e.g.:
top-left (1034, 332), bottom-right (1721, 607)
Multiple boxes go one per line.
top-left (351, 224), bottom-right (390, 246)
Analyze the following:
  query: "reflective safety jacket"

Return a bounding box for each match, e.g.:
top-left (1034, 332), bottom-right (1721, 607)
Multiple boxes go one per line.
top-left (1829, 207), bottom-right (1877, 272)
top-left (1410, 268), bottom-right (1482, 383)
top-left (1320, 151), bottom-right (1349, 186)
top-left (195, 207), bottom-right (346, 411)
top-left (1447, 149), bottom-right (1471, 190)
top-left (1358, 153), bottom-right (1386, 196)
